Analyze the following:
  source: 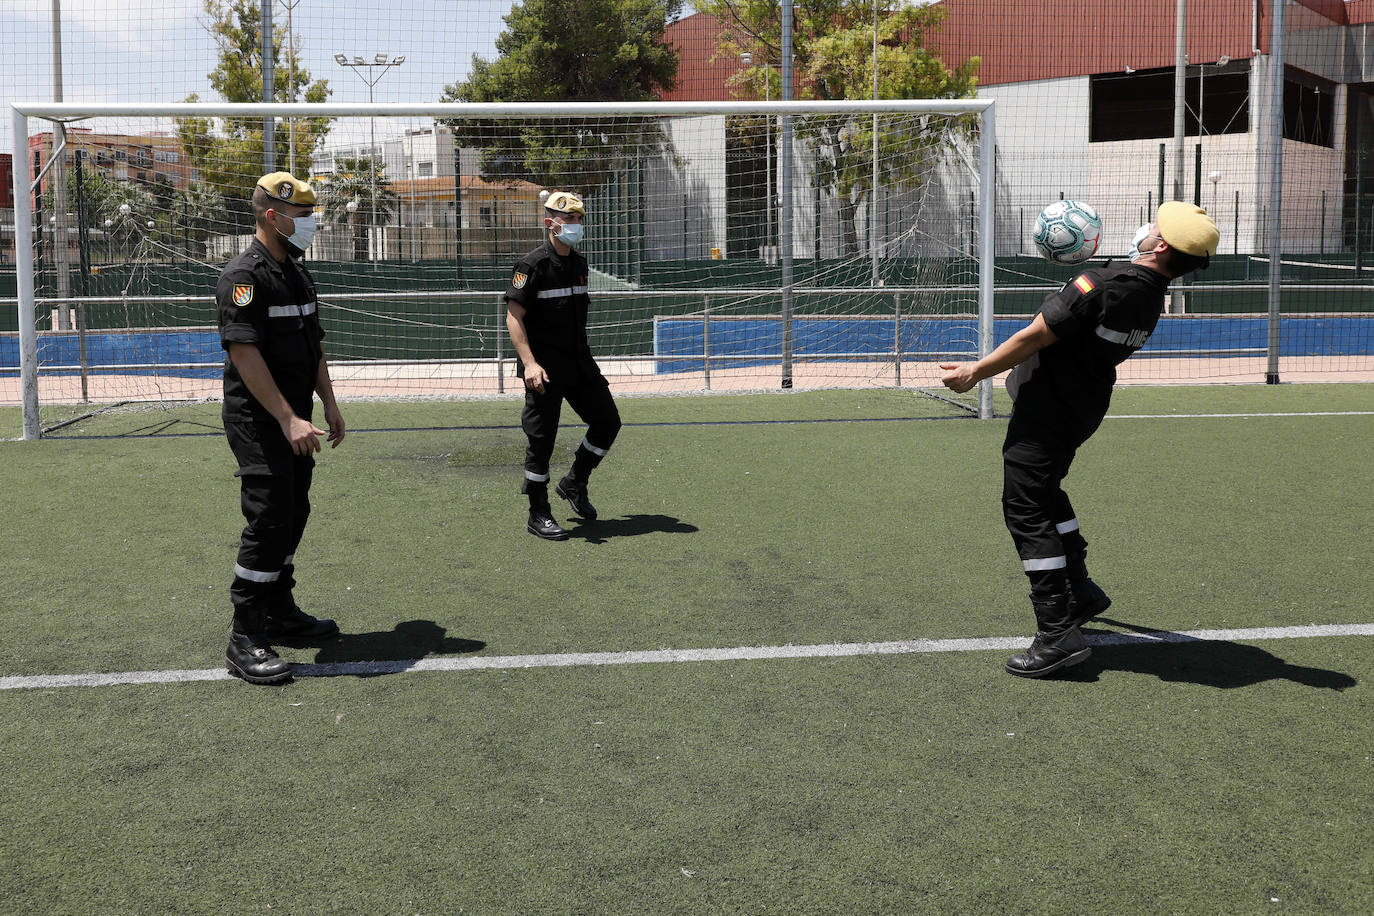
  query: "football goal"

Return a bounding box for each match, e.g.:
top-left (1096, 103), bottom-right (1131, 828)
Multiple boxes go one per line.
top-left (7, 99), bottom-right (998, 438)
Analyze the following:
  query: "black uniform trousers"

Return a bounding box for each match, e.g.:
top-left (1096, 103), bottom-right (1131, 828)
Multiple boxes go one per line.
top-left (520, 370), bottom-right (621, 501)
top-left (226, 420), bottom-right (314, 630)
top-left (1001, 411), bottom-right (1092, 600)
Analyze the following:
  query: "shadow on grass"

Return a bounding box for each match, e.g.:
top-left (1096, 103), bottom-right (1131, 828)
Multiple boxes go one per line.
top-left (288, 619), bottom-right (486, 679)
top-left (568, 513), bottom-right (699, 544)
top-left (1057, 618), bottom-right (1358, 689)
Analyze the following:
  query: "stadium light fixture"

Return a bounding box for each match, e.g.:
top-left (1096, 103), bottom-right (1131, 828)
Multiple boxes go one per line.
top-left (336, 52), bottom-right (409, 261)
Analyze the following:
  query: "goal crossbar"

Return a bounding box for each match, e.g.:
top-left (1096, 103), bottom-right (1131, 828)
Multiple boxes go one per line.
top-left (9, 99), bottom-right (998, 439)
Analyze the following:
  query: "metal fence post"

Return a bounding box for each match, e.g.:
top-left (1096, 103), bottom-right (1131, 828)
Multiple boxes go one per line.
top-left (495, 292), bottom-right (505, 394)
top-left (893, 292), bottom-right (903, 387)
top-left (703, 296), bottom-right (712, 390)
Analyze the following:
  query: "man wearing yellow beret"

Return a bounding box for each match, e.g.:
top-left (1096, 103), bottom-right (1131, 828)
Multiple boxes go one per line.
top-left (939, 202), bottom-right (1219, 678)
top-left (215, 171), bottom-right (347, 684)
top-left (504, 189), bottom-right (623, 541)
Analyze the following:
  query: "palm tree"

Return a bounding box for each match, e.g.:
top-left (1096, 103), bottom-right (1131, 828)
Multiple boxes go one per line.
top-left (316, 155), bottom-right (398, 260)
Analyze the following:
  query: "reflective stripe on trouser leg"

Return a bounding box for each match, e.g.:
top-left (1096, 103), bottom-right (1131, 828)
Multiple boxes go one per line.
top-left (1002, 435), bottom-right (1078, 591)
top-left (565, 381), bottom-right (621, 481)
top-left (1055, 517), bottom-right (1090, 581)
top-left (521, 383), bottom-right (562, 490)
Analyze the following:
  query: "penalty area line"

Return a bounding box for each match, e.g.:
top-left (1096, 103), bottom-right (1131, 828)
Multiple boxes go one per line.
top-left (2, 622), bottom-right (1372, 692)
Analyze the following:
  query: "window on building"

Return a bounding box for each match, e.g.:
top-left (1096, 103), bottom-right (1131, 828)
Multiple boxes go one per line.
top-left (1284, 67), bottom-right (1335, 148)
top-left (418, 161), bottom-right (433, 177)
top-left (115, 150), bottom-right (127, 161)
top-left (1090, 63), bottom-right (1250, 142)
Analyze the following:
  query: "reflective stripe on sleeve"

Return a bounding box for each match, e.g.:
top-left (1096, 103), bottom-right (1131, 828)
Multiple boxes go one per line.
top-left (525, 470), bottom-right (550, 482)
top-left (1094, 325), bottom-right (1129, 344)
top-left (234, 564), bottom-right (281, 583)
top-left (1021, 556), bottom-right (1067, 572)
top-left (536, 286), bottom-right (588, 299)
top-left (1055, 519), bottom-right (1080, 534)
top-left (580, 437), bottom-right (608, 457)
top-left (266, 302), bottom-right (318, 318)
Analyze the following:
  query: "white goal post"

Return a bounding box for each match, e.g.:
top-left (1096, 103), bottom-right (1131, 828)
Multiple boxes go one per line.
top-left (9, 99), bottom-right (997, 439)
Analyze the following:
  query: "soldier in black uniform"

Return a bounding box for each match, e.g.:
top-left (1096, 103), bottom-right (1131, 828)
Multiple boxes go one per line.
top-left (941, 201), bottom-right (1219, 678)
top-left (505, 190), bottom-right (622, 540)
top-left (216, 171), bottom-right (346, 685)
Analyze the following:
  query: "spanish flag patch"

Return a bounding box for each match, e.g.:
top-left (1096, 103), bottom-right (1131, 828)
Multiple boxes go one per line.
top-left (1072, 275), bottom-right (1095, 295)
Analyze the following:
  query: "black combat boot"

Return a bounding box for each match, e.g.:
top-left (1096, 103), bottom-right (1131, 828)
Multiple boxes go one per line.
top-left (527, 506), bottom-right (570, 541)
top-left (226, 626), bottom-right (292, 685)
top-left (263, 601), bottom-right (340, 641)
top-left (1005, 593), bottom-right (1091, 678)
top-left (1067, 578), bottom-right (1112, 628)
top-left (555, 474), bottom-right (597, 520)
top-left (263, 569), bottom-right (339, 641)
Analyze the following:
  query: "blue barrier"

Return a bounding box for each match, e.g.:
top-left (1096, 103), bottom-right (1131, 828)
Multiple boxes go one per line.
top-left (0, 329), bottom-right (223, 379)
top-left (2, 315), bottom-right (1371, 379)
top-left (652, 315), bottom-right (1374, 373)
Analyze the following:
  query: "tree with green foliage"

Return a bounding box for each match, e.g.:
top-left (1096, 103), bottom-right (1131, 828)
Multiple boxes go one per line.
top-left (175, 0), bottom-right (331, 226)
top-left (703, 0), bottom-right (979, 256)
top-left (69, 167), bottom-right (225, 265)
top-left (440, 0), bottom-right (682, 192)
top-left (315, 156), bottom-right (398, 261)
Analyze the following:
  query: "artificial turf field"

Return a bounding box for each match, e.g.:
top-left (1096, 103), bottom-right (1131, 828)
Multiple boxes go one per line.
top-left (1, 384), bottom-right (1371, 914)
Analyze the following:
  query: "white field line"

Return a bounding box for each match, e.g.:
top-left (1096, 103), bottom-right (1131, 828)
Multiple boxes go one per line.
top-left (1107, 411), bottom-right (1374, 420)
top-left (2, 623), bottom-right (1372, 691)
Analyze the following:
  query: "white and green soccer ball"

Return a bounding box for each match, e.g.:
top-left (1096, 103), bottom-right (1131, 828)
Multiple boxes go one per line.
top-left (1033, 200), bottom-right (1103, 265)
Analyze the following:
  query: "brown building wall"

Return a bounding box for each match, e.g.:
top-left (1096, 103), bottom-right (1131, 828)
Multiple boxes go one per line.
top-left (661, 1), bottom-right (1357, 101)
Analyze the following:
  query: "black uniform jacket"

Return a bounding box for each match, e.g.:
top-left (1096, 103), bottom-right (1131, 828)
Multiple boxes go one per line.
top-left (505, 239), bottom-right (597, 379)
top-left (216, 238), bottom-right (325, 423)
top-left (1006, 261), bottom-right (1171, 444)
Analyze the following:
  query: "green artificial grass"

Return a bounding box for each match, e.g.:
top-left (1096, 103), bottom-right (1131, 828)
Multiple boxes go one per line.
top-left (1, 385), bottom-right (1371, 913)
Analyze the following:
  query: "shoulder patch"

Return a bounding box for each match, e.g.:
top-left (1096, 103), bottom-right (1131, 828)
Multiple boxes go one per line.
top-left (231, 284), bottom-right (254, 307)
top-left (512, 272), bottom-right (528, 290)
top-left (1072, 275), bottom-right (1096, 295)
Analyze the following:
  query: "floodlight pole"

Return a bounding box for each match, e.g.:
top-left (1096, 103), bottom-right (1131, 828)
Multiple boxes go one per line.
top-left (1172, 0), bottom-right (1187, 201)
top-left (1265, 0), bottom-right (1285, 384)
top-left (335, 53), bottom-right (406, 262)
top-left (281, 0), bottom-right (302, 174)
top-left (872, 0), bottom-right (880, 287)
top-left (50, 0), bottom-right (71, 329)
top-left (977, 103), bottom-right (997, 420)
top-left (261, 0), bottom-right (274, 170)
top-left (13, 107), bottom-right (40, 440)
top-left (780, 0), bottom-right (795, 388)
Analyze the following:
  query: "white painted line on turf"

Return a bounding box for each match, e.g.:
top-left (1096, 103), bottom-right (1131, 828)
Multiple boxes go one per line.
top-left (2, 623), bottom-right (1372, 691)
top-left (1108, 411), bottom-right (1374, 420)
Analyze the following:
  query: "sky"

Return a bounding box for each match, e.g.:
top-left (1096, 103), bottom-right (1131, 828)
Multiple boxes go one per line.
top-left (0, 0), bottom-right (526, 151)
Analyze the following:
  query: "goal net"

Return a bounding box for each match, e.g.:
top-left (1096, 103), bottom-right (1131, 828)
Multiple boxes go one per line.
top-left (6, 100), bottom-right (997, 438)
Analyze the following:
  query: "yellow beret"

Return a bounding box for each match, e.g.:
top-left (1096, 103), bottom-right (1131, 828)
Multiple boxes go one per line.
top-left (256, 172), bottom-right (316, 206)
top-left (543, 190), bottom-right (585, 216)
top-left (1157, 201), bottom-right (1219, 257)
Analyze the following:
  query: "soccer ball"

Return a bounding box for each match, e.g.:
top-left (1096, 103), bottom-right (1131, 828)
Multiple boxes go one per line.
top-left (1033, 200), bottom-right (1103, 265)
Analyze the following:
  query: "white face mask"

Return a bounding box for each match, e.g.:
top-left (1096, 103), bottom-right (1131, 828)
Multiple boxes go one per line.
top-left (1128, 224), bottom-right (1151, 262)
top-left (278, 212), bottom-right (317, 253)
top-left (553, 219), bottom-right (584, 247)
